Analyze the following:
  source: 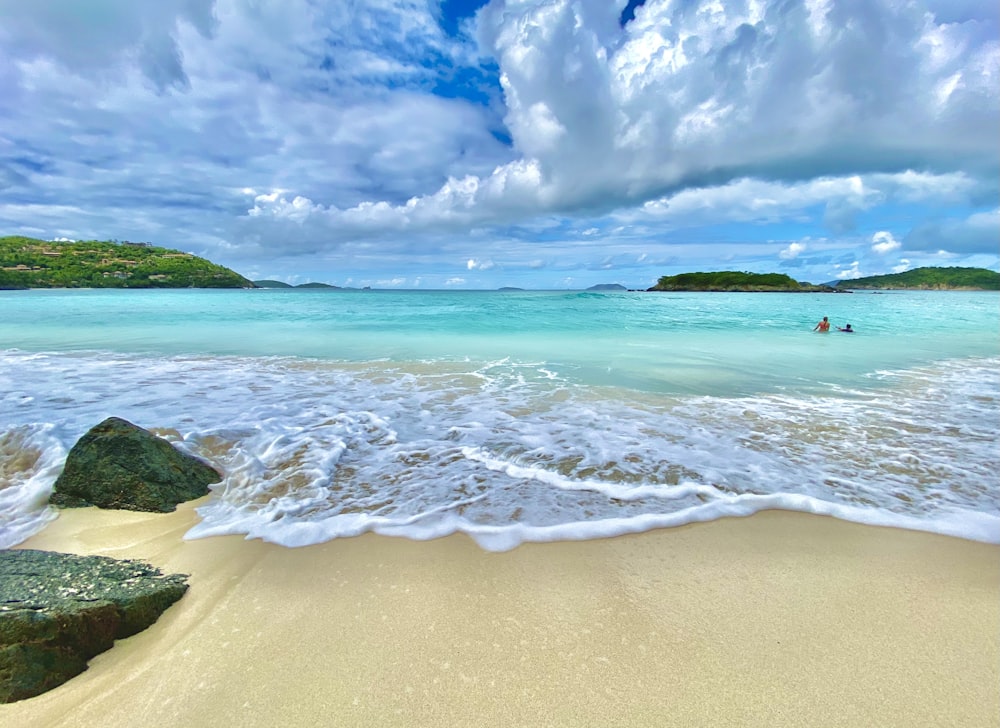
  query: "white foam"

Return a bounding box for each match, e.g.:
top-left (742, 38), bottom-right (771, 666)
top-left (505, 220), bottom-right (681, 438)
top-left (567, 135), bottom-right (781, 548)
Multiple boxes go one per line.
top-left (0, 424), bottom-right (63, 548)
top-left (1, 349), bottom-right (998, 551)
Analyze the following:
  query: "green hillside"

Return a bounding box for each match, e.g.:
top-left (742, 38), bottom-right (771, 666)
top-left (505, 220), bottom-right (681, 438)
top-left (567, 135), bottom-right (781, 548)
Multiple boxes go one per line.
top-left (0, 236), bottom-right (253, 289)
top-left (253, 279), bottom-right (293, 288)
top-left (649, 271), bottom-right (832, 292)
top-left (835, 266), bottom-right (1000, 290)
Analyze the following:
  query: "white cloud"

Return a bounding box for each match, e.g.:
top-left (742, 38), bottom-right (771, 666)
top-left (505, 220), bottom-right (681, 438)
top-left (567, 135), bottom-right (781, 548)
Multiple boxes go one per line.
top-left (445, 277), bottom-right (466, 285)
top-left (466, 257), bottom-right (495, 271)
top-left (871, 231), bottom-right (902, 254)
top-left (892, 259), bottom-right (912, 273)
top-left (836, 261), bottom-right (863, 280)
top-left (780, 242), bottom-right (807, 260)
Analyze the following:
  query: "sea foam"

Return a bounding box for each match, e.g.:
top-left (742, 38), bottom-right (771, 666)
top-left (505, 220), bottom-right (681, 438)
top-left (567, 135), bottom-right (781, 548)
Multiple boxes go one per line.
top-left (1, 349), bottom-right (997, 551)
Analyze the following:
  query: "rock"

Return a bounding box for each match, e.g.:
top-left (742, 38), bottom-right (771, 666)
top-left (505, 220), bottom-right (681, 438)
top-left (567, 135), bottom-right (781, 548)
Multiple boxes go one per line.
top-left (50, 417), bottom-right (221, 512)
top-left (0, 549), bottom-right (189, 703)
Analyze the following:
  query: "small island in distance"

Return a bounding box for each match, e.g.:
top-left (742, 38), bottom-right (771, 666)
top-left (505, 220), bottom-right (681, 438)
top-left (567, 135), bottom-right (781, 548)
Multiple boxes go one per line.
top-left (647, 268), bottom-right (999, 292)
top-left (254, 280), bottom-right (351, 289)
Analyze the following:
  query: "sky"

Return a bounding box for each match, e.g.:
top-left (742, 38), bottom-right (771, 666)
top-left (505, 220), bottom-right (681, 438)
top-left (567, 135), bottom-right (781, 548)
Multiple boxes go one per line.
top-left (0, 0), bottom-right (997, 289)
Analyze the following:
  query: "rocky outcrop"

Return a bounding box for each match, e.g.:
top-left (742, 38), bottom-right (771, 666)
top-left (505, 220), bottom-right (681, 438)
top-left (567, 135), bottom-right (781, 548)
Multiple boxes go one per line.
top-left (50, 417), bottom-right (220, 512)
top-left (0, 549), bottom-right (188, 702)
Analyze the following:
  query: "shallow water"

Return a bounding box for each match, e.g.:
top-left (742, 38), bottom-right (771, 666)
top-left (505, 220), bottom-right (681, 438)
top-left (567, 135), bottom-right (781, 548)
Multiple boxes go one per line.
top-left (1, 288), bottom-right (997, 550)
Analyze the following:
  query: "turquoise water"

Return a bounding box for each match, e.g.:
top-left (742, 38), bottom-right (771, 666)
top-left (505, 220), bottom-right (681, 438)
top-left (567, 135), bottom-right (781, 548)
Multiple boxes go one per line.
top-left (1, 288), bottom-right (998, 549)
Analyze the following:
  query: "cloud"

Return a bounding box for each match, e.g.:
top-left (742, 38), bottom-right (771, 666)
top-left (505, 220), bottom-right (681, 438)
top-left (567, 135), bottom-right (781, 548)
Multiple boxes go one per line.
top-left (228, 0), bottom-right (999, 245)
top-left (780, 242), bottom-right (807, 260)
top-left (467, 257), bottom-right (495, 270)
top-left (871, 231), bottom-right (902, 254)
top-left (0, 0), bottom-right (997, 289)
top-left (836, 261), bottom-right (863, 280)
top-left (903, 208), bottom-right (1000, 253)
top-left (0, 0), bottom-right (216, 90)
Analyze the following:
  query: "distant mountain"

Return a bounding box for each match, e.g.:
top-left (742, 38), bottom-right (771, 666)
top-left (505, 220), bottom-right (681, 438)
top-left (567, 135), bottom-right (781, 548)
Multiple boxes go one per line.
top-left (649, 271), bottom-right (835, 292)
top-left (0, 235), bottom-right (252, 289)
top-left (586, 283), bottom-right (627, 291)
top-left (835, 267), bottom-right (1000, 290)
top-left (295, 282), bottom-right (340, 289)
top-left (498, 286), bottom-right (525, 291)
top-left (253, 279), bottom-right (293, 288)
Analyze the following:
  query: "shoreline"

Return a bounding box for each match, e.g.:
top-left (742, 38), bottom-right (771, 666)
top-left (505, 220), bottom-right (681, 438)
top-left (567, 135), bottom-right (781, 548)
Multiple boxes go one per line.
top-left (3, 504), bottom-right (998, 727)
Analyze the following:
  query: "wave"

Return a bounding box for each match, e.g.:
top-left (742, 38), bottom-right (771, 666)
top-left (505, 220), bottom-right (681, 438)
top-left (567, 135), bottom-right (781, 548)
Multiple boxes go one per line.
top-left (2, 350), bottom-right (998, 550)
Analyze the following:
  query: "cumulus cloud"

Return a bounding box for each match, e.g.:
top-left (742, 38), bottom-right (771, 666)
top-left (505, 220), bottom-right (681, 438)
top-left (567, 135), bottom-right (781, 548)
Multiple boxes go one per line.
top-left (470, 0), bottom-right (998, 210)
top-left (871, 231), bottom-right (902, 254)
top-left (780, 242), bottom-right (807, 260)
top-left (230, 0), bottom-right (1000, 245)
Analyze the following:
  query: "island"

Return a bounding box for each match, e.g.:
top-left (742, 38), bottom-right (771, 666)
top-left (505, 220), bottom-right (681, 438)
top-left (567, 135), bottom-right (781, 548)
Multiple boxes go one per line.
top-left (0, 236), bottom-right (252, 289)
top-left (586, 283), bottom-right (627, 291)
top-left (835, 267), bottom-right (1000, 291)
top-left (648, 271), bottom-right (837, 292)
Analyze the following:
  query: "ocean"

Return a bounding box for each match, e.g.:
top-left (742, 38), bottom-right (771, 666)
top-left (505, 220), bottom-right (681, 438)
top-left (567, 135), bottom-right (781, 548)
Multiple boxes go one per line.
top-left (1, 287), bottom-right (998, 550)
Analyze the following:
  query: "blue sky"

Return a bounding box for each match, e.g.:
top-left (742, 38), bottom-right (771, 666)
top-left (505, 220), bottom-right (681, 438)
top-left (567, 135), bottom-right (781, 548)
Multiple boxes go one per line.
top-left (0, 0), bottom-right (997, 289)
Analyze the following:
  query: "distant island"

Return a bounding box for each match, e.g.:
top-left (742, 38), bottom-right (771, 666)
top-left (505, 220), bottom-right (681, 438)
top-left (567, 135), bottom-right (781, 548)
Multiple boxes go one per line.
top-left (586, 283), bottom-right (627, 291)
top-left (254, 280), bottom-right (352, 289)
top-left (0, 236), bottom-right (252, 289)
top-left (834, 267), bottom-right (1000, 291)
top-left (648, 272), bottom-right (837, 292)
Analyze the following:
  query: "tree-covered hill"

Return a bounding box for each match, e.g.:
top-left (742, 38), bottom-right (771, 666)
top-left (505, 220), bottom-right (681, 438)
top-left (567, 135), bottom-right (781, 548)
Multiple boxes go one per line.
top-left (835, 267), bottom-right (1000, 290)
top-left (649, 271), bottom-right (834, 292)
top-left (0, 236), bottom-right (253, 289)
top-left (253, 280), bottom-right (293, 288)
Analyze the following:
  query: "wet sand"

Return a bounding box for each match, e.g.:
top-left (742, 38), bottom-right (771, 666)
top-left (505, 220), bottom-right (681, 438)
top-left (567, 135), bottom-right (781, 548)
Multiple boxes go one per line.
top-left (3, 503), bottom-right (998, 727)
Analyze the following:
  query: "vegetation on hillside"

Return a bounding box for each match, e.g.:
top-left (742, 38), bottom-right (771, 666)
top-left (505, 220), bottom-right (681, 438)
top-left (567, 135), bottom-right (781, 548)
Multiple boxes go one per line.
top-left (835, 266), bottom-right (1000, 290)
top-left (649, 271), bottom-right (832, 292)
top-left (0, 236), bottom-right (253, 289)
top-left (253, 280), bottom-right (293, 288)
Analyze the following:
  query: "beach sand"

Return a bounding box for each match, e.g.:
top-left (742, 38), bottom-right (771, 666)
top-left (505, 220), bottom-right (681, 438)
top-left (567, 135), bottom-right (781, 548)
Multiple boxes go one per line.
top-left (2, 503), bottom-right (997, 727)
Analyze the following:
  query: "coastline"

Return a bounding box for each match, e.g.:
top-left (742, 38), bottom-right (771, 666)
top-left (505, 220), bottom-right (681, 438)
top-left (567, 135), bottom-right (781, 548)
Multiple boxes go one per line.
top-left (3, 503), bottom-right (997, 727)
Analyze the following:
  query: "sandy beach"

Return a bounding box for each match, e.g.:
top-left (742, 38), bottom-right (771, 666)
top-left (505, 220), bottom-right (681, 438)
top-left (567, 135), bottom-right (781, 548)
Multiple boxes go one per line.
top-left (2, 503), bottom-right (997, 728)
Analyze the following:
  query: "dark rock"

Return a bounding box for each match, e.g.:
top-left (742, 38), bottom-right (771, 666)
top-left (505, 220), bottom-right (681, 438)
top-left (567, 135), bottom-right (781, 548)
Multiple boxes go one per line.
top-left (0, 549), bottom-right (189, 703)
top-left (50, 417), bottom-right (221, 513)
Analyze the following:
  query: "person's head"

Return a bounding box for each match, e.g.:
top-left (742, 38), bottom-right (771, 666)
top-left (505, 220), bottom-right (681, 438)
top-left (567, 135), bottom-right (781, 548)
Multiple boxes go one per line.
top-left (845, 324), bottom-right (852, 329)
top-left (823, 316), bottom-right (828, 321)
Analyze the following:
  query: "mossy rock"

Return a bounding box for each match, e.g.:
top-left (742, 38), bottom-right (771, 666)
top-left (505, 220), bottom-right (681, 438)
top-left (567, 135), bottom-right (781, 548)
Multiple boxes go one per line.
top-left (50, 417), bottom-right (220, 513)
top-left (0, 549), bottom-right (188, 702)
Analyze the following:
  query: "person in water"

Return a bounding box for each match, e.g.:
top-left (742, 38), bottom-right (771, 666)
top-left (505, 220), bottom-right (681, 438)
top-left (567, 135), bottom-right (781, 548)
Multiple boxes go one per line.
top-left (837, 323), bottom-right (854, 333)
top-left (813, 316), bottom-right (830, 332)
